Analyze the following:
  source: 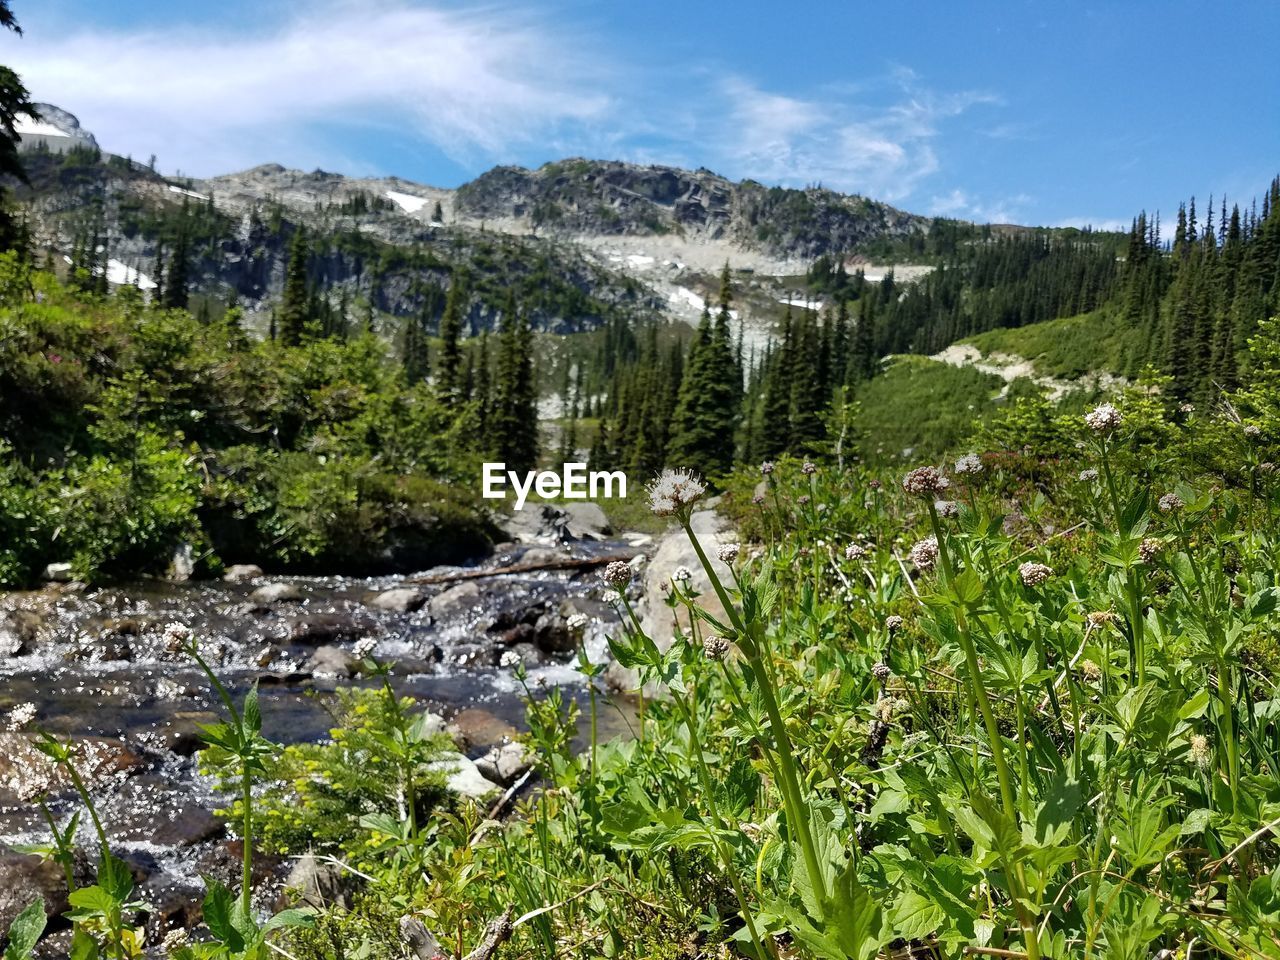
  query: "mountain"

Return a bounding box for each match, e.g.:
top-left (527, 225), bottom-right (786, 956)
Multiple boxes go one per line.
top-left (7, 105), bottom-right (942, 342)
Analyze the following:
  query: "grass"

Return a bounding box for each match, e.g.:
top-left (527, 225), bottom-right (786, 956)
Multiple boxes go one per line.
top-left (964, 307), bottom-right (1145, 380)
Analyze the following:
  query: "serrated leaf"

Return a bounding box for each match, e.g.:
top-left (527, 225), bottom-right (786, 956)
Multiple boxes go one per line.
top-left (3, 898), bottom-right (46, 960)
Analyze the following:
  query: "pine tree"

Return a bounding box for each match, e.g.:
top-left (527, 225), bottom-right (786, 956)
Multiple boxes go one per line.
top-left (278, 228), bottom-right (309, 346)
top-left (0, 8), bottom-right (38, 252)
top-left (436, 271), bottom-right (466, 404)
top-left (162, 229), bottom-right (189, 310)
top-left (492, 292), bottom-right (538, 473)
top-left (403, 307), bottom-right (430, 385)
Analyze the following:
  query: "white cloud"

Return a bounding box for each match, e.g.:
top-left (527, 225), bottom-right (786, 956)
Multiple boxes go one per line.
top-left (928, 188), bottom-right (1032, 224)
top-left (7, 1), bottom-right (610, 175)
top-left (713, 75), bottom-right (997, 201)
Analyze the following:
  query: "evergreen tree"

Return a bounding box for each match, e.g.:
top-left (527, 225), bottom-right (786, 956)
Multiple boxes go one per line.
top-left (0, 6), bottom-right (38, 252)
top-left (162, 229), bottom-right (189, 310)
top-left (436, 272), bottom-right (466, 405)
top-left (278, 228), bottom-right (309, 346)
top-left (492, 291), bottom-right (537, 472)
top-left (403, 306), bottom-right (430, 385)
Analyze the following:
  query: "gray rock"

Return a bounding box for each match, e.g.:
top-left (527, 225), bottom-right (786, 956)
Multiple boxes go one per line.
top-left (427, 752), bottom-right (501, 800)
top-left (280, 853), bottom-right (355, 910)
top-left (428, 581), bottom-right (482, 617)
top-left (562, 501), bottom-right (612, 540)
top-left (167, 543), bottom-right (196, 581)
top-left (0, 733), bottom-right (143, 805)
top-left (445, 708), bottom-right (517, 751)
top-left (534, 611), bottom-right (573, 654)
top-left (223, 564), bottom-right (264, 582)
top-left (368, 587), bottom-right (427, 613)
top-left (0, 846), bottom-right (82, 931)
top-left (250, 582), bottom-right (304, 603)
top-left (289, 613), bottom-right (368, 645)
top-left (0, 610), bottom-right (43, 658)
top-left (41, 562), bottom-right (73, 582)
top-left (303, 645), bottom-right (356, 678)
top-left (474, 742), bottom-right (531, 787)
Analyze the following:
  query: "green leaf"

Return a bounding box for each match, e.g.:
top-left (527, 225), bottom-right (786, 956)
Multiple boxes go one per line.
top-left (892, 888), bottom-right (944, 941)
top-left (242, 683), bottom-right (262, 735)
top-left (3, 898), bottom-right (46, 960)
top-left (263, 908), bottom-right (316, 933)
top-left (951, 568), bottom-right (983, 605)
top-left (69, 928), bottom-right (100, 960)
top-left (202, 879), bottom-right (244, 952)
top-left (66, 885), bottom-right (116, 919)
top-left (97, 852), bottom-right (134, 903)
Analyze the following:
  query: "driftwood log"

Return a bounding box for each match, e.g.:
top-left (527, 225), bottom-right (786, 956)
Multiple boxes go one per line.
top-left (407, 553), bottom-right (634, 586)
top-left (400, 911), bottom-right (514, 960)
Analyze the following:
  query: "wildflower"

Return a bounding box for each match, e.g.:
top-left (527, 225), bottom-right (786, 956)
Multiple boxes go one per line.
top-left (845, 543), bottom-right (866, 560)
top-left (802, 461), bottom-right (817, 475)
top-left (1086, 610), bottom-right (1116, 628)
top-left (902, 466), bottom-right (950, 497)
top-left (885, 615), bottom-right (904, 632)
top-left (600, 561), bottom-right (632, 588)
top-left (1189, 733), bottom-right (1211, 770)
top-left (5, 702), bottom-right (37, 731)
top-left (1179, 403), bottom-right (1195, 414)
top-left (499, 650), bottom-right (522, 668)
top-left (1078, 468), bottom-right (1099, 482)
top-left (868, 479), bottom-right (882, 490)
top-left (647, 469), bottom-right (706, 518)
top-left (1260, 462), bottom-right (1277, 475)
top-left (1084, 403), bottom-right (1122, 433)
top-left (600, 589), bottom-right (621, 605)
top-left (1244, 424), bottom-right (1261, 438)
top-left (752, 494), bottom-right (765, 505)
top-left (672, 566), bottom-right (693, 583)
top-left (1018, 561), bottom-right (1053, 587)
top-left (162, 622), bottom-right (192, 652)
top-left (1138, 538), bottom-right (1162, 564)
top-left (161, 930), bottom-right (190, 952)
top-left (1078, 659), bottom-right (1102, 682)
top-left (797, 494), bottom-right (810, 505)
top-left (954, 452), bottom-right (983, 475)
top-left (934, 499), bottom-right (958, 518)
top-left (1158, 492), bottom-right (1184, 513)
top-left (760, 461), bottom-right (775, 476)
top-left (566, 613), bottom-right (590, 632)
top-left (702, 635), bottom-right (731, 661)
top-left (352, 637), bottom-right (379, 660)
top-left (871, 662), bottom-right (892, 683)
top-left (909, 536), bottom-right (938, 572)
top-left (717, 543), bottom-right (740, 564)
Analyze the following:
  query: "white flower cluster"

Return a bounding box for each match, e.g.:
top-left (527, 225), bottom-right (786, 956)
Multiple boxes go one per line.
top-left (1085, 403), bottom-right (1122, 433)
top-left (647, 469), bottom-right (706, 517)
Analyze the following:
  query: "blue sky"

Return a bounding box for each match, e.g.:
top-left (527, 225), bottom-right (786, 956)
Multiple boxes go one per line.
top-left (4, 0), bottom-right (1278, 230)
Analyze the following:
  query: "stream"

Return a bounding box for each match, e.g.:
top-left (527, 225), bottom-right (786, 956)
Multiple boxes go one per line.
top-left (0, 515), bottom-right (645, 950)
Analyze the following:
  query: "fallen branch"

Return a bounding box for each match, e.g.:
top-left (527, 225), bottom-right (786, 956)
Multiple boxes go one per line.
top-left (408, 553), bottom-right (634, 585)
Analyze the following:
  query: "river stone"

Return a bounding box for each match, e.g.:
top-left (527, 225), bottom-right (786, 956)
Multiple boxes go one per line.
top-left (562, 502), bottom-right (612, 540)
top-left (427, 753), bottom-right (501, 800)
top-left (289, 613), bottom-right (368, 645)
top-left (0, 733), bottom-right (143, 804)
top-left (429, 581), bottom-right (483, 617)
top-left (533, 611), bottom-right (573, 654)
top-left (223, 564), bottom-right (264, 582)
top-left (368, 587), bottom-right (427, 613)
top-left (0, 846), bottom-right (81, 931)
top-left (0, 610), bottom-right (43, 657)
top-left (167, 543), bottom-right (196, 582)
top-left (518, 546), bottom-right (567, 566)
top-left (279, 853), bottom-right (356, 910)
top-left (41, 562), bottom-right (73, 582)
top-left (446, 708), bottom-right (517, 750)
top-left (303, 645), bottom-right (356, 678)
top-left (474, 742), bottom-right (531, 787)
top-left (250, 582), bottom-right (304, 603)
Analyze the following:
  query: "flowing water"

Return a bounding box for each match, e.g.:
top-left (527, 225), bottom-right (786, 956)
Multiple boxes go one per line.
top-left (0, 534), bottom-right (641, 943)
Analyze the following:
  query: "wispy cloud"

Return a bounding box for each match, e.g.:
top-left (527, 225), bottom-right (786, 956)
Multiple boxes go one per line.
top-left (713, 75), bottom-right (998, 201)
top-left (6, 0), bottom-right (611, 174)
top-left (928, 188), bottom-right (1032, 224)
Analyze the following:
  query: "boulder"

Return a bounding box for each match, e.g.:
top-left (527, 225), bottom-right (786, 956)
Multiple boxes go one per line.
top-left (41, 562), bottom-right (73, 582)
top-left (606, 508), bottom-right (733, 692)
top-left (428, 581), bottom-right (482, 618)
top-left (223, 564), bottom-right (264, 582)
top-left (533, 611), bottom-right (573, 654)
top-left (302, 645), bottom-right (356, 679)
top-left (250, 582), bottom-right (304, 604)
top-left (427, 753), bottom-right (501, 800)
top-left (474, 742), bottom-right (531, 787)
top-left (562, 502), bottom-right (612, 541)
top-left (367, 587), bottom-right (427, 613)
